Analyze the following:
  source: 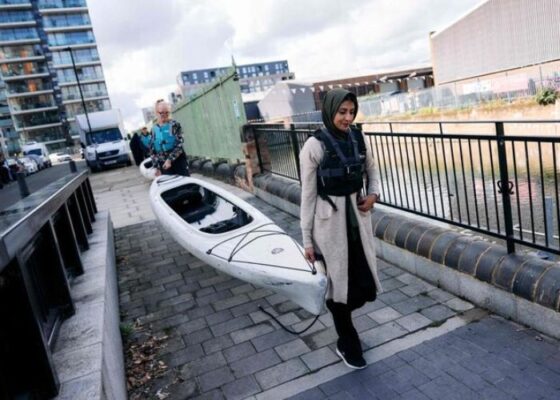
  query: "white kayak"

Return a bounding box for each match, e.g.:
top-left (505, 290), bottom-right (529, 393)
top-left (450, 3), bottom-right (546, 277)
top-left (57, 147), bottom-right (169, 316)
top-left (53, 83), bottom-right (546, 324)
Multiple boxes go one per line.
top-left (149, 175), bottom-right (327, 315)
top-left (140, 158), bottom-right (157, 180)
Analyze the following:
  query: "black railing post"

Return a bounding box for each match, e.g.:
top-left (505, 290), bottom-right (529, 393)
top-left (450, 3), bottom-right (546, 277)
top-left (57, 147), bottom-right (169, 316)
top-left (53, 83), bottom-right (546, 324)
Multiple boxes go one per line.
top-left (496, 122), bottom-right (515, 253)
top-left (254, 128), bottom-right (264, 174)
top-left (289, 124), bottom-right (301, 181)
top-left (68, 159), bottom-right (77, 173)
top-left (17, 171), bottom-right (29, 198)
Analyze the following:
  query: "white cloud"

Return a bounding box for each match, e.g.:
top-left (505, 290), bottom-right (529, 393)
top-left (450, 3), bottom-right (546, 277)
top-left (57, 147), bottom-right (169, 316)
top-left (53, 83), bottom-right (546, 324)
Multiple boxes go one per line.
top-left (87, 0), bottom-right (482, 131)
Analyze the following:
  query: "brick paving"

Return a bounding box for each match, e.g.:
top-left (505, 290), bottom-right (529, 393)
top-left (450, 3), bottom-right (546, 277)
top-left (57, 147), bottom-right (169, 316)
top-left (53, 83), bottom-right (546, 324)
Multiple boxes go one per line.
top-left (289, 316), bottom-right (560, 400)
top-left (106, 171), bottom-right (560, 399)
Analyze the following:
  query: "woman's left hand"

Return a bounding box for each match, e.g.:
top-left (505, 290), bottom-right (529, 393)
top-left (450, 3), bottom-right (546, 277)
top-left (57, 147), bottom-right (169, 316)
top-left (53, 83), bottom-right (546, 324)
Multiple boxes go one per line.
top-left (357, 194), bottom-right (378, 212)
top-left (162, 160), bottom-right (172, 170)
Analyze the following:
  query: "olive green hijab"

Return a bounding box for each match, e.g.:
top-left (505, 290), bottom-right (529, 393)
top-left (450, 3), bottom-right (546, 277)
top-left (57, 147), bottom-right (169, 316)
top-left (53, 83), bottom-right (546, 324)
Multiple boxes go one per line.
top-left (321, 88), bottom-right (359, 135)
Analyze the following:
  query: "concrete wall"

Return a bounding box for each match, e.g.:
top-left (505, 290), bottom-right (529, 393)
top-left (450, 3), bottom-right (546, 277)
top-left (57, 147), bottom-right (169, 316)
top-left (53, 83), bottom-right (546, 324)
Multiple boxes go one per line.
top-left (53, 211), bottom-right (127, 400)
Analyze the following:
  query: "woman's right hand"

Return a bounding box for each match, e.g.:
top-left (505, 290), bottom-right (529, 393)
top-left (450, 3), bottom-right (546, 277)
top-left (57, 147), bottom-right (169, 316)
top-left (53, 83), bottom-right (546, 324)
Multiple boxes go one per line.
top-left (304, 247), bottom-right (316, 263)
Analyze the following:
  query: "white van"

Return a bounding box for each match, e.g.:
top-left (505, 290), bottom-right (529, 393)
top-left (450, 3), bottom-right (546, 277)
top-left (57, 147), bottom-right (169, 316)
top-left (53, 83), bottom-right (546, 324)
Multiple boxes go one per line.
top-left (22, 141), bottom-right (52, 168)
top-left (76, 109), bottom-right (131, 172)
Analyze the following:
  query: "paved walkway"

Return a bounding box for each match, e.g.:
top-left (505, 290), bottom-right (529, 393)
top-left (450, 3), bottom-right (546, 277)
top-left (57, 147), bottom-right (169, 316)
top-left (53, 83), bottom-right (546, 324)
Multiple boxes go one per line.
top-left (91, 167), bottom-right (560, 400)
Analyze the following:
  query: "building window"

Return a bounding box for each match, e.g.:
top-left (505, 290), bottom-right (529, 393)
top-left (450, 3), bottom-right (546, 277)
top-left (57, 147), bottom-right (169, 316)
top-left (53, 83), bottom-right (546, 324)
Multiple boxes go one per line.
top-left (0, 28), bottom-right (38, 42)
top-left (0, 11), bottom-right (33, 24)
top-left (43, 13), bottom-right (90, 28)
top-left (38, 0), bottom-right (88, 9)
top-left (52, 47), bottom-right (99, 65)
top-left (47, 30), bottom-right (95, 46)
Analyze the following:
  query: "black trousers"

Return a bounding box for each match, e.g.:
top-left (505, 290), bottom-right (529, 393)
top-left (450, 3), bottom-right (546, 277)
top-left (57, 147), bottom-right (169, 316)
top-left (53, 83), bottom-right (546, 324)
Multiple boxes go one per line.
top-left (162, 153), bottom-right (189, 176)
top-left (326, 197), bottom-right (377, 357)
top-left (327, 300), bottom-right (362, 357)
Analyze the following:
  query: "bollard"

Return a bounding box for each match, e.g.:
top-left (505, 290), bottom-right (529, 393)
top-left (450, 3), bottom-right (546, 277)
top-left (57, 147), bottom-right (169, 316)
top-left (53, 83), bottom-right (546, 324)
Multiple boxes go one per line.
top-left (69, 159), bottom-right (77, 173)
top-left (16, 171), bottom-right (30, 198)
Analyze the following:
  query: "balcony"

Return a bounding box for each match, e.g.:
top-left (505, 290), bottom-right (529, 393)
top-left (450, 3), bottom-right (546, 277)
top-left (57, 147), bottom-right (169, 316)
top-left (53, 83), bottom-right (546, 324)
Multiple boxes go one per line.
top-left (0, 1), bottom-right (32, 10)
top-left (62, 90), bottom-right (107, 101)
top-left (38, 0), bottom-right (86, 8)
top-left (16, 120), bottom-right (62, 132)
top-left (0, 118), bottom-right (13, 127)
top-left (2, 68), bottom-right (50, 81)
top-left (1, 54), bottom-right (45, 64)
top-left (7, 81), bottom-right (53, 96)
top-left (0, 44), bottom-right (43, 62)
top-left (52, 58), bottom-right (100, 69)
top-left (0, 20), bottom-right (35, 28)
top-left (58, 76), bottom-right (104, 86)
top-left (48, 36), bottom-right (95, 47)
top-left (11, 103), bottom-right (58, 114)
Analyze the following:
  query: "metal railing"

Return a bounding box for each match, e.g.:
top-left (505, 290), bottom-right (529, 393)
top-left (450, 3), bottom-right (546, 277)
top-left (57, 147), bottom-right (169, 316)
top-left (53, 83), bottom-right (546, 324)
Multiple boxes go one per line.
top-left (249, 121), bottom-right (560, 255)
top-left (0, 169), bottom-right (97, 399)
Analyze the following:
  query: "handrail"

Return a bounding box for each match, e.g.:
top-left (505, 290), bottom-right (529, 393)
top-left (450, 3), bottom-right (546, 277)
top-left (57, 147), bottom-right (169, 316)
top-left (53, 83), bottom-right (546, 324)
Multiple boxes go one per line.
top-left (247, 120), bottom-right (560, 256)
top-left (0, 170), bottom-right (89, 271)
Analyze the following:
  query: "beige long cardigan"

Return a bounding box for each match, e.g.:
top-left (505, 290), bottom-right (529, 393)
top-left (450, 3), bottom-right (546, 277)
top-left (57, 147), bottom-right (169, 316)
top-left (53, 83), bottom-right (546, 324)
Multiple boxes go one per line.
top-left (299, 135), bottom-right (383, 304)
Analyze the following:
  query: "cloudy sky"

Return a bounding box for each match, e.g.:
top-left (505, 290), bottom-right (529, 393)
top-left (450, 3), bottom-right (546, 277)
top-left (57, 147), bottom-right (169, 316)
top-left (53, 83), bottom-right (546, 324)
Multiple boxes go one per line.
top-left (87, 0), bottom-right (482, 131)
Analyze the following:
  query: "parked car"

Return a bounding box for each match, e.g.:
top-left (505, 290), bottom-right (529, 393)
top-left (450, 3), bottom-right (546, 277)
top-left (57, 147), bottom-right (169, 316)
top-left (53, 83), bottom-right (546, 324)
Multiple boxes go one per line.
top-left (26, 153), bottom-right (47, 170)
top-left (54, 152), bottom-right (73, 163)
top-left (22, 141), bottom-right (51, 168)
top-left (19, 157), bottom-right (38, 175)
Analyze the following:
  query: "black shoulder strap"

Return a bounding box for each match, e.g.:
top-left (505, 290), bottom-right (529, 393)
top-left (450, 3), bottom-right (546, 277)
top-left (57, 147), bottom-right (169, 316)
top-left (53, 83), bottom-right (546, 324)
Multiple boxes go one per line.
top-left (350, 128), bottom-right (366, 155)
top-left (320, 128), bottom-right (351, 164)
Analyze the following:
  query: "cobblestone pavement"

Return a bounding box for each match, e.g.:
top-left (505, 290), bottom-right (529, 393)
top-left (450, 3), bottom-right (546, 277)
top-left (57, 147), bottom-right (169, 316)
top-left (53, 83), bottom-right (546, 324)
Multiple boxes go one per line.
top-left (289, 316), bottom-right (560, 400)
top-left (109, 172), bottom-right (560, 400)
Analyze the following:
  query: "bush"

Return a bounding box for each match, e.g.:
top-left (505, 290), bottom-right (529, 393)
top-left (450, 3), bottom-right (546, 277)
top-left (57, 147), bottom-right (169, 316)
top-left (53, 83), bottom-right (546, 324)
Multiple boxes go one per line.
top-left (535, 87), bottom-right (558, 105)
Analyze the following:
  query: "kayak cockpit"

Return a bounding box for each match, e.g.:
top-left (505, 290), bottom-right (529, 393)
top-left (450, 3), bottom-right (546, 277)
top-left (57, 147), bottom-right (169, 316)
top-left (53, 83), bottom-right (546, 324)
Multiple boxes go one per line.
top-left (161, 183), bottom-right (253, 233)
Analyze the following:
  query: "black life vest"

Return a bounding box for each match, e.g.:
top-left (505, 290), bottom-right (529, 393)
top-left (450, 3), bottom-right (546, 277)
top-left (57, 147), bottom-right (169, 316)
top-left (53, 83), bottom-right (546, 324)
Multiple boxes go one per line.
top-left (314, 127), bottom-right (366, 198)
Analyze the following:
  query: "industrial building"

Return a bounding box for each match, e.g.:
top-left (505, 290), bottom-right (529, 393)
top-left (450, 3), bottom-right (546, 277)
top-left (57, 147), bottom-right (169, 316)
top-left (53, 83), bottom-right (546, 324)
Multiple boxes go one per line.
top-left (430, 0), bottom-right (560, 95)
top-left (312, 66), bottom-right (434, 110)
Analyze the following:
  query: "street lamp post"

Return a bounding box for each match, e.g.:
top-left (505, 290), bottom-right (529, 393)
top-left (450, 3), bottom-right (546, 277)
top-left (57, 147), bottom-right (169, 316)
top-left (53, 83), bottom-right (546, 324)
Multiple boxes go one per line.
top-left (64, 46), bottom-right (92, 142)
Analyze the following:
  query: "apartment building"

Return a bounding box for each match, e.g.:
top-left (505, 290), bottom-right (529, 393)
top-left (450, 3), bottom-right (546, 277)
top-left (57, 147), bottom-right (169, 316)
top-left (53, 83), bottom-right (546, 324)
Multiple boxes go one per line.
top-left (178, 60), bottom-right (295, 98)
top-left (0, 0), bottom-right (110, 154)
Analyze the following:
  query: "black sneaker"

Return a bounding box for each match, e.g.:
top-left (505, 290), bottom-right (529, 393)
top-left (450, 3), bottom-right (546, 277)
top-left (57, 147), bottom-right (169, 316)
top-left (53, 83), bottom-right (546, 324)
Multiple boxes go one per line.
top-left (336, 346), bottom-right (366, 369)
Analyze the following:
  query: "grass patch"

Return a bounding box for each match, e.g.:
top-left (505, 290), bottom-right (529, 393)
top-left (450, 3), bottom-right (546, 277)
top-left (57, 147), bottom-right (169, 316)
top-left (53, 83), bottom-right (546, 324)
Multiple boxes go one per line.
top-left (120, 323), bottom-right (134, 342)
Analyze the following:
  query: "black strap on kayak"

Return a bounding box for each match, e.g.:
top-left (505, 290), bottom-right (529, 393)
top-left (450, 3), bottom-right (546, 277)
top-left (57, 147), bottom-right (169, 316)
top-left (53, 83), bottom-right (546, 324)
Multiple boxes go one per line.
top-left (156, 174), bottom-right (181, 185)
top-left (258, 305), bottom-right (320, 335)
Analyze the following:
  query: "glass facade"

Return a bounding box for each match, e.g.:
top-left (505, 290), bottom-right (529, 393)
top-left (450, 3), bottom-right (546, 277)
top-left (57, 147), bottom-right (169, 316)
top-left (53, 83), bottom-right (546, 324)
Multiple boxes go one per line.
top-left (47, 30), bottom-right (94, 46)
top-left (0, 1), bottom-right (32, 6)
top-left (38, 0), bottom-right (86, 8)
top-left (64, 98), bottom-right (109, 117)
top-left (14, 108), bottom-right (59, 128)
top-left (0, 10), bottom-right (34, 23)
top-left (51, 47), bottom-right (97, 64)
top-left (0, 60), bottom-right (48, 77)
top-left (0, 27), bottom-right (38, 42)
top-left (0, 44), bottom-right (42, 60)
top-left (61, 81), bottom-right (106, 100)
top-left (56, 64), bottom-right (103, 83)
top-left (43, 12), bottom-right (89, 28)
top-left (7, 77), bottom-right (52, 94)
top-left (0, 0), bottom-right (110, 153)
top-left (9, 93), bottom-right (56, 111)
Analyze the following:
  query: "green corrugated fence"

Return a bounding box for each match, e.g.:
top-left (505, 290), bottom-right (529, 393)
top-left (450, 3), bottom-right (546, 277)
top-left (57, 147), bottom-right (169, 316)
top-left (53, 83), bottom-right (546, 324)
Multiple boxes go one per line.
top-left (173, 68), bottom-right (247, 163)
